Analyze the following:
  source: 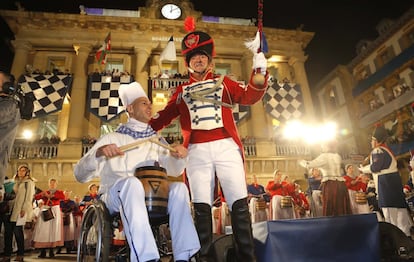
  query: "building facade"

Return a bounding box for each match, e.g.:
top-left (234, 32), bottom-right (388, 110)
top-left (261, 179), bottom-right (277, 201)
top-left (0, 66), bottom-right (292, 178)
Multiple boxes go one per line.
top-left (1, 0), bottom-right (317, 195)
top-left (314, 6), bottom-right (414, 181)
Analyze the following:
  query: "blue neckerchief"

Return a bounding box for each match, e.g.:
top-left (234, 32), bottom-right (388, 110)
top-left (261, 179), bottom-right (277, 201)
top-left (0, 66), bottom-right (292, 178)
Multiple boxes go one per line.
top-left (116, 125), bottom-right (156, 139)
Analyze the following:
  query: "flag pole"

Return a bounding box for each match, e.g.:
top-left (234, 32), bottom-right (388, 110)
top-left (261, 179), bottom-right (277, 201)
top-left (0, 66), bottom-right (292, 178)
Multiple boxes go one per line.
top-left (252, 0), bottom-right (265, 85)
top-left (257, 0), bottom-right (263, 53)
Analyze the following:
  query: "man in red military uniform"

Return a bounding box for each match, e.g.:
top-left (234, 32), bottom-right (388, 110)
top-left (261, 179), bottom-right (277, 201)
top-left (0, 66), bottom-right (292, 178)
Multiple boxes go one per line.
top-left (150, 31), bottom-right (268, 262)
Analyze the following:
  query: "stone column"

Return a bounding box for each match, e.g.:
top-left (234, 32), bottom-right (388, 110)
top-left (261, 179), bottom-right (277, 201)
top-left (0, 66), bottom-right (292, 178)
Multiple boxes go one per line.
top-left (241, 52), bottom-right (269, 139)
top-left (288, 56), bottom-right (315, 119)
top-left (134, 47), bottom-right (150, 94)
top-left (277, 63), bottom-right (292, 82)
top-left (10, 40), bottom-right (32, 79)
top-left (150, 54), bottom-right (160, 78)
top-left (66, 44), bottom-right (92, 142)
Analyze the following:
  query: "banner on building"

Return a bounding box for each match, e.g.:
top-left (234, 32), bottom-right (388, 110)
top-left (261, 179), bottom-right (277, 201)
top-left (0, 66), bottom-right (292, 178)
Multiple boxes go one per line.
top-left (17, 74), bottom-right (73, 118)
top-left (87, 74), bottom-right (133, 122)
top-left (262, 82), bottom-right (304, 122)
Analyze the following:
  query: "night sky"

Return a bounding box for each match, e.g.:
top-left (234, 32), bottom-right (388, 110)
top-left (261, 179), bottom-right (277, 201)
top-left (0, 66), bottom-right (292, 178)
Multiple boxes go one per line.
top-left (0, 0), bottom-right (412, 87)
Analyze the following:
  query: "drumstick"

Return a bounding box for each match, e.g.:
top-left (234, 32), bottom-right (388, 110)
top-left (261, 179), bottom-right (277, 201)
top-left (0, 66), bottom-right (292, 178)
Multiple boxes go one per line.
top-left (118, 137), bottom-right (153, 152)
top-left (150, 138), bottom-right (177, 152)
top-left (118, 137), bottom-right (177, 153)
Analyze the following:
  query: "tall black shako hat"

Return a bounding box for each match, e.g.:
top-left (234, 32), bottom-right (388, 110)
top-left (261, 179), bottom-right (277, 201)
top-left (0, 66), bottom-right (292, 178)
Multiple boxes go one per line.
top-left (181, 31), bottom-right (215, 64)
top-left (372, 124), bottom-right (388, 143)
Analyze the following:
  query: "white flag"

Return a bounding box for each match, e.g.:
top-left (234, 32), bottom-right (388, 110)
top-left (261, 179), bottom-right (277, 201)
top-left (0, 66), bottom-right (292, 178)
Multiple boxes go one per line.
top-left (160, 36), bottom-right (177, 62)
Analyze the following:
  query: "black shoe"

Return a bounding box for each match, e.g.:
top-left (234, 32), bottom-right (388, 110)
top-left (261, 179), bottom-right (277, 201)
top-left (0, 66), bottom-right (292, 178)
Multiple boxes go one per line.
top-left (48, 250), bottom-right (55, 258)
top-left (56, 248), bottom-right (62, 254)
top-left (38, 250), bottom-right (46, 259)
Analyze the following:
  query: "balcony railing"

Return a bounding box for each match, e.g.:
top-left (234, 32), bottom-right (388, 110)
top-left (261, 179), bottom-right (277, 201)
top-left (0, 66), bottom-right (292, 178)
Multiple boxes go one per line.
top-left (11, 143), bottom-right (59, 159)
top-left (11, 140), bottom-right (312, 160)
top-left (82, 144), bottom-right (94, 156)
top-left (274, 143), bottom-right (311, 156)
top-left (150, 77), bottom-right (189, 91)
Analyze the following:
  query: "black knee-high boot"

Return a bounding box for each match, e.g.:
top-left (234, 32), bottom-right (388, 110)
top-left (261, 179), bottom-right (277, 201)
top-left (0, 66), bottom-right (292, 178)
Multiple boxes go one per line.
top-left (231, 198), bottom-right (256, 262)
top-left (193, 202), bottom-right (213, 262)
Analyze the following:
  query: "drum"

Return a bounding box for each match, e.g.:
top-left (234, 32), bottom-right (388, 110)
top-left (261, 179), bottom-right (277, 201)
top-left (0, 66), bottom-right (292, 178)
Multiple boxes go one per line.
top-left (280, 196), bottom-right (293, 208)
top-left (134, 166), bottom-right (169, 217)
top-left (256, 199), bottom-right (267, 211)
top-left (355, 192), bottom-right (367, 204)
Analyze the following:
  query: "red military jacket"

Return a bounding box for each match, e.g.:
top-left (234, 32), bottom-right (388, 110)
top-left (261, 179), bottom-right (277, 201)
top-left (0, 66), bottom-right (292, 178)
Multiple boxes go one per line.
top-left (35, 189), bottom-right (65, 206)
top-left (150, 69), bottom-right (267, 160)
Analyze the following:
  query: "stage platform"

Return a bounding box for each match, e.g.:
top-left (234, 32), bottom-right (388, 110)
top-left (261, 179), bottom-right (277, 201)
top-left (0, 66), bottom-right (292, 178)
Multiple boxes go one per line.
top-left (252, 213), bottom-right (380, 262)
top-left (211, 213), bottom-right (414, 262)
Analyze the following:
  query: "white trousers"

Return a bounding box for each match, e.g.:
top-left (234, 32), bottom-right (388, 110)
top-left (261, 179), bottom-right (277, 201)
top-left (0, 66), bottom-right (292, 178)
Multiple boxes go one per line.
top-left (310, 190), bottom-right (323, 217)
top-left (382, 207), bottom-right (413, 236)
top-left (102, 176), bottom-right (200, 262)
top-left (186, 138), bottom-right (247, 210)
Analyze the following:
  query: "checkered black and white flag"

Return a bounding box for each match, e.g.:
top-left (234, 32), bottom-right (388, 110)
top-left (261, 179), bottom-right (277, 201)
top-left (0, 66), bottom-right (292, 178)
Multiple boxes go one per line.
top-left (262, 82), bottom-right (304, 122)
top-left (88, 75), bottom-right (133, 122)
top-left (17, 74), bottom-right (73, 118)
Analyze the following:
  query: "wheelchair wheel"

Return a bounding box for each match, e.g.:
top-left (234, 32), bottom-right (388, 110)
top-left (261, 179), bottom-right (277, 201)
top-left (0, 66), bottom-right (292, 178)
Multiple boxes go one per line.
top-left (210, 234), bottom-right (235, 262)
top-left (77, 200), bottom-right (113, 262)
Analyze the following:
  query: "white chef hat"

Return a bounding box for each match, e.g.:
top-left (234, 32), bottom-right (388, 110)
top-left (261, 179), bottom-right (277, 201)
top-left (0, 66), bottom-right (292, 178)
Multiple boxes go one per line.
top-left (118, 82), bottom-right (147, 107)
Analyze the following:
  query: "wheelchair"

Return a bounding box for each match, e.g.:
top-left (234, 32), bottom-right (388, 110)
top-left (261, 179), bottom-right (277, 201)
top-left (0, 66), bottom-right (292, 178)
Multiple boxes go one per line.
top-left (76, 199), bottom-right (172, 262)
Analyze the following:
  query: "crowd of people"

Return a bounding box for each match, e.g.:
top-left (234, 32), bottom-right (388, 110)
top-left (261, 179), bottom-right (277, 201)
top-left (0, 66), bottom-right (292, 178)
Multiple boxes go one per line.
top-left (90, 68), bottom-right (132, 81)
top-left (0, 168), bottom-right (101, 262)
top-left (24, 66), bottom-right (72, 77)
top-left (80, 135), bottom-right (97, 145)
top-left (2, 29), bottom-right (413, 262)
top-left (242, 124), bottom-right (414, 241)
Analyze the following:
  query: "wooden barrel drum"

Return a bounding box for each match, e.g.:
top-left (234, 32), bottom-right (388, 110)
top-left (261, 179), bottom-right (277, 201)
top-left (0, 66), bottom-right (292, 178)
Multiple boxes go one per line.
top-left (281, 196), bottom-right (293, 208)
top-left (355, 192), bottom-right (367, 204)
top-left (134, 166), bottom-right (169, 217)
top-left (256, 199), bottom-right (267, 211)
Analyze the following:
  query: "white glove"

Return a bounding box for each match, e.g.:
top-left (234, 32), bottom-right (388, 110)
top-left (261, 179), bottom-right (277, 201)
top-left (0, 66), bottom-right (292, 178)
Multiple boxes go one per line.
top-left (253, 52), bottom-right (267, 74)
top-left (359, 164), bottom-right (370, 174)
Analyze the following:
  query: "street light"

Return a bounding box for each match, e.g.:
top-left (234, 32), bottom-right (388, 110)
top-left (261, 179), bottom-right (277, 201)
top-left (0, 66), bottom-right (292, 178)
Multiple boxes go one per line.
top-left (22, 129), bottom-right (33, 140)
top-left (282, 120), bottom-right (337, 145)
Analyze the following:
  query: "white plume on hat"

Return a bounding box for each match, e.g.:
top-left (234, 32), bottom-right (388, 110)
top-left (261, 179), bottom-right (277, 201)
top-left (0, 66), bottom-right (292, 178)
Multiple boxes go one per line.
top-left (118, 82), bottom-right (147, 107)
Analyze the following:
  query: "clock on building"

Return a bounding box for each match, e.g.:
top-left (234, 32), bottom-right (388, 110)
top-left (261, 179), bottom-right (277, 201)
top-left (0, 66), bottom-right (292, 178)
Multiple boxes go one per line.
top-left (161, 3), bottom-right (182, 20)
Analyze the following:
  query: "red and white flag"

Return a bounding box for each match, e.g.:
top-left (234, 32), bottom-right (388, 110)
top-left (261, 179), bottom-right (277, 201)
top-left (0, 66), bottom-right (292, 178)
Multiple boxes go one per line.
top-left (96, 32), bottom-right (111, 64)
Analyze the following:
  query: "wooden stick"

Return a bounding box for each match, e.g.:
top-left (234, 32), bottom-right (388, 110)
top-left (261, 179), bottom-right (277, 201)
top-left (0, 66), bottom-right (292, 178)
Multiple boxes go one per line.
top-left (118, 137), bottom-right (177, 153)
top-left (150, 138), bottom-right (177, 152)
top-left (118, 137), bottom-right (153, 152)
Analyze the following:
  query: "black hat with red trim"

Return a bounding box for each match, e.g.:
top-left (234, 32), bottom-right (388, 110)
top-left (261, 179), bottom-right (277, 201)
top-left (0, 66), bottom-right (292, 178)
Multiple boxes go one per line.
top-left (181, 31), bottom-right (215, 64)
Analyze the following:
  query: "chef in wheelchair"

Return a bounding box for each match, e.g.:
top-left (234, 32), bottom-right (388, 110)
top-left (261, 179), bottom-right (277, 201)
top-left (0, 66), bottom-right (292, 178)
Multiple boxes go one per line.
top-left (74, 82), bottom-right (200, 262)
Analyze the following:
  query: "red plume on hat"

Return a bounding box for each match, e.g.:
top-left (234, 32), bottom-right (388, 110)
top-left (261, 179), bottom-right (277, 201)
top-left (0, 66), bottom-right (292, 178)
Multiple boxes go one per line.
top-left (184, 16), bottom-right (196, 32)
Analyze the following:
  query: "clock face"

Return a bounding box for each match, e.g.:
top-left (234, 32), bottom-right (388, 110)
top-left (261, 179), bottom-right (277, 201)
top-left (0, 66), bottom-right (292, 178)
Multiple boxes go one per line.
top-left (161, 4), bottom-right (182, 20)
